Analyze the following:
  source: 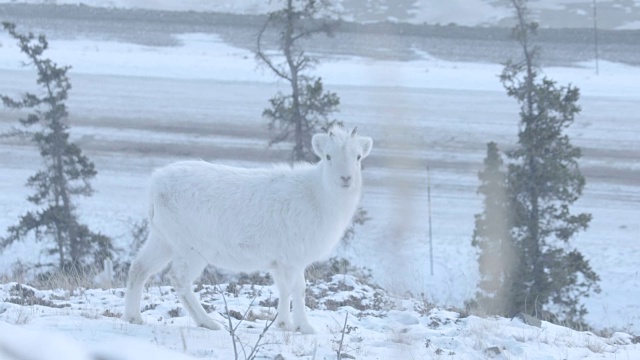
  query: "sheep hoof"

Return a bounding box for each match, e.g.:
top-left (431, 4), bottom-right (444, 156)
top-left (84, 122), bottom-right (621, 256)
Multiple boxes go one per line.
top-left (123, 314), bottom-right (144, 325)
top-left (276, 318), bottom-right (294, 331)
top-left (296, 323), bottom-right (315, 334)
top-left (198, 320), bottom-right (221, 330)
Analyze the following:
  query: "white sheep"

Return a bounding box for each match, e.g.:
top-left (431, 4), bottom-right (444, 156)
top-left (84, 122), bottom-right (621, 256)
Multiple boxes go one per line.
top-left (123, 126), bottom-right (373, 334)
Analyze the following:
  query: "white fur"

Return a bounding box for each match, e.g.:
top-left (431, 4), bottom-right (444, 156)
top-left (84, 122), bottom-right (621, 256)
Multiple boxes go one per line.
top-left (123, 126), bottom-right (373, 333)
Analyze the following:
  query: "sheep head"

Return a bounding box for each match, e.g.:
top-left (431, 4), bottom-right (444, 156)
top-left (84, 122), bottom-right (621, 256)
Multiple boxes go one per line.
top-left (312, 126), bottom-right (373, 190)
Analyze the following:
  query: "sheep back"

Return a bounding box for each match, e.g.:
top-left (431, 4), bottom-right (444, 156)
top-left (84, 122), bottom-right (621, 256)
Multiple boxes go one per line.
top-left (148, 160), bottom-right (358, 272)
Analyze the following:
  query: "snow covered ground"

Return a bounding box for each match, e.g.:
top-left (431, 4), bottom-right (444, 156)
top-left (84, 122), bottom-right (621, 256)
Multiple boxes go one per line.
top-left (1, 278), bottom-right (639, 359)
top-left (0, 1), bottom-right (639, 359)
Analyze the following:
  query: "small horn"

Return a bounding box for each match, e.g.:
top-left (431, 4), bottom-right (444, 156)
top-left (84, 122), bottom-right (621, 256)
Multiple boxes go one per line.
top-left (350, 126), bottom-right (358, 137)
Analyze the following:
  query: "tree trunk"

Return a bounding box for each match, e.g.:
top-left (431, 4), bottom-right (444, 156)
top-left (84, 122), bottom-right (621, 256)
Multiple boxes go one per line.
top-left (51, 132), bottom-right (66, 268)
top-left (284, 0), bottom-right (304, 162)
top-left (528, 162), bottom-right (543, 313)
top-left (52, 108), bottom-right (76, 268)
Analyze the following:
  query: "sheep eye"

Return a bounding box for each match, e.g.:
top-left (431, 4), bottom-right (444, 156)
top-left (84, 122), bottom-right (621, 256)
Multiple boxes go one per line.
top-left (357, 155), bottom-right (362, 161)
top-left (326, 154), bottom-right (331, 161)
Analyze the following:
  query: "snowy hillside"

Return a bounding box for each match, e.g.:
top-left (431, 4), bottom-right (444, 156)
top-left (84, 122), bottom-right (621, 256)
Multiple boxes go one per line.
top-left (0, 1), bottom-right (639, 359)
top-left (1, 276), bottom-right (639, 359)
top-left (1, 0), bottom-right (639, 29)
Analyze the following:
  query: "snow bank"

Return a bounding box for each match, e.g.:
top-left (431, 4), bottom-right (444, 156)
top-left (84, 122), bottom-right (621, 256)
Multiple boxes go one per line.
top-left (1, 279), bottom-right (639, 359)
top-left (0, 321), bottom-right (196, 360)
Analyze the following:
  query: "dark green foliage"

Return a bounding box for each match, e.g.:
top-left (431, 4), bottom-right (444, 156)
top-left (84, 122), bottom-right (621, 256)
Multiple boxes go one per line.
top-left (471, 142), bottom-right (517, 316)
top-left (0, 22), bottom-right (113, 272)
top-left (341, 206), bottom-right (371, 244)
top-left (472, 0), bottom-right (600, 327)
top-left (257, 1), bottom-right (369, 243)
top-left (257, 0), bottom-right (341, 162)
top-left (263, 77), bottom-right (340, 162)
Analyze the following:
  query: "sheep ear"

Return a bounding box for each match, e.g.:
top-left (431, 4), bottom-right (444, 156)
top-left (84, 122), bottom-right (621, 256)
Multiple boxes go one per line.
top-left (312, 133), bottom-right (329, 158)
top-left (359, 137), bottom-right (373, 159)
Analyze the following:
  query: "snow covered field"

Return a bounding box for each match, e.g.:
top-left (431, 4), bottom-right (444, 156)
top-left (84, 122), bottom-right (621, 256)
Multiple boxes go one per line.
top-left (1, 1), bottom-right (639, 359)
top-left (3, 277), bottom-right (639, 359)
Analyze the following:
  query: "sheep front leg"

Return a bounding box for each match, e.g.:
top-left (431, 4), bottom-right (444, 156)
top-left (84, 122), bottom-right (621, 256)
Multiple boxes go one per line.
top-left (291, 270), bottom-right (314, 334)
top-left (273, 269), bottom-right (293, 330)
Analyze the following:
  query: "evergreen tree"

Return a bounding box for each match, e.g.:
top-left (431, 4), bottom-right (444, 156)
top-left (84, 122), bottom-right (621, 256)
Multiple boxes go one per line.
top-left (0, 22), bottom-right (112, 272)
top-left (256, 1), bottom-right (368, 246)
top-left (497, 0), bottom-right (600, 326)
top-left (471, 142), bottom-right (517, 316)
top-left (256, 0), bottom-right (340, 162)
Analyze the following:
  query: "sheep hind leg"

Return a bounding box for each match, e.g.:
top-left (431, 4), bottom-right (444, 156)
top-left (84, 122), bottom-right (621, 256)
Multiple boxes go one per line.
top-left (291, 270), bottom-right (315, 334)
top-left (124, 231), bottom-right (171, 324)
top-left (272, 269), bottom-right (294, 331)
top-left (169, 257), bottom-right (220, 330)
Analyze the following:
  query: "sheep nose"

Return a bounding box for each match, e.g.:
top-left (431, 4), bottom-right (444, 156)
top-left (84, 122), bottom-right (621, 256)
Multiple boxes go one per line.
top-left (340, 176), bottom-right (352, 185)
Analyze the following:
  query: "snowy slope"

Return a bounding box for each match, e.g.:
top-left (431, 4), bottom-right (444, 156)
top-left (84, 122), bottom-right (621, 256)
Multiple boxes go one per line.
top-left (0, 2), bottom-right (639, 359)
top-left (1, 24), bottom-right (639, 328)
top-left (2, 0), bottom-right (640, 29)
top-left (1, 278), bottom-right (639, 359)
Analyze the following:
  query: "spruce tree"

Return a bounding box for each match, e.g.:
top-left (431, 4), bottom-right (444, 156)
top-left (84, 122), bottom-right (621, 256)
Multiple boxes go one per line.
top-left (256, 1), bottom-right (368, 247)
top-left (0, 22), bottom-right (112, 272)
top-left (497, 0), bottom-right (600, 326)
top-left (256, 0), bottom-right (340, 162)
top-left (471, 142), bottom-right (517, 316)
